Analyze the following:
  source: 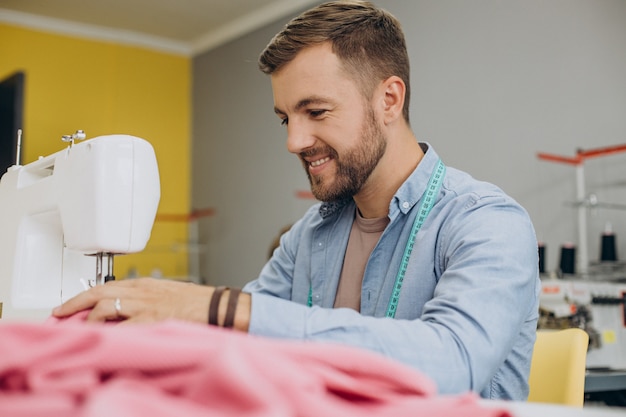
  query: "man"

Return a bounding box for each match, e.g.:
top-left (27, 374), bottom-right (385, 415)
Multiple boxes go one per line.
top-left (54, 0), bottom-right (540, 401)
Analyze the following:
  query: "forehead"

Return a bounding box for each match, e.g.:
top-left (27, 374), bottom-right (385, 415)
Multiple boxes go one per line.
top-left (270, 43), bottom-right (359, 111)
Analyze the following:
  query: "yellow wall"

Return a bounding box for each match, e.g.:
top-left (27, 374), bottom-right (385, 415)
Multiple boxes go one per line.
top-left (0, 23), bottom-right (191, 279)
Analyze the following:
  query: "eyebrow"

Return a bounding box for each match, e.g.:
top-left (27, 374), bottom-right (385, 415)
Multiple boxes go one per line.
top-left (274, 96), bottom-right (334, 116)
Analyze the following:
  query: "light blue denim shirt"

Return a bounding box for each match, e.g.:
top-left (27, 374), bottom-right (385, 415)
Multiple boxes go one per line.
top-left (243, 143), bottom-right (540, 400)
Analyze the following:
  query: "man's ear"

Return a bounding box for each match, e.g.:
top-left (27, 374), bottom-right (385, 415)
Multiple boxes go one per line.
top-left (380, 76), bottom-right (406, 125)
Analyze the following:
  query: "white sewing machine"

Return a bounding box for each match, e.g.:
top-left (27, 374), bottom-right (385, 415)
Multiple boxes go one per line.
top-left (0, 131), bottom-right (160, 321)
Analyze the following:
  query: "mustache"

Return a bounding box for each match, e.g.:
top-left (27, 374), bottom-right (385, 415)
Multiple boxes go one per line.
top-left (299, 146), bottom-right (337, 159)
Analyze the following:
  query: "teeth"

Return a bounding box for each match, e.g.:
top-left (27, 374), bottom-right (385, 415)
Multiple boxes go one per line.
top-left (310, 157), bottom-right (330, 167)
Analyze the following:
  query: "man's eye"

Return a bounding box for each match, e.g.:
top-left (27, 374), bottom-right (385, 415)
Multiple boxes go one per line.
top-left (310, 110), bottom-right (326, 118)
top-left (280, 118), bottom-right (288, 126)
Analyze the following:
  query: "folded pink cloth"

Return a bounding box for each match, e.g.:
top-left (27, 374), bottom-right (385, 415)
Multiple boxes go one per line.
top-left (0, 316), bottom-right (512, 417)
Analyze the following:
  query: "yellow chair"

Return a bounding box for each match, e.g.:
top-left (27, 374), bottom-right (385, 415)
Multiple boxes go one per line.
top-left (528, 328), bottom-right (589, 407)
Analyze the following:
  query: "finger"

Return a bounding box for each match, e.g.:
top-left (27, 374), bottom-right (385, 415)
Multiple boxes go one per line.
top-left (84, 297), bottom-right (123, 322)
top-left (52, 283), bottom-right (129, 318)
top-left (102, 297), bottom-right (160, 323)
top-left (52, 288), bottom-right (100, 317)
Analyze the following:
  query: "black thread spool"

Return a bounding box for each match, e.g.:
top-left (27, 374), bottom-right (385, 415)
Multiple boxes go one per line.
top-left (538, 243), bottom-right (546, 274)
top-left (600, 232), bottom-right (618, 262)
top-left (559, 243), bottom-right (576, 275)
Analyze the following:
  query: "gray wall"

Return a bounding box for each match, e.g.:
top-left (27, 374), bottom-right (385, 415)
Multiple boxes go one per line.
top-left (193, 0), bottom-right (626, 287)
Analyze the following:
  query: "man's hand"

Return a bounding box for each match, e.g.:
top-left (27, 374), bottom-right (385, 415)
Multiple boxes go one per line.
top-left (52, 278), bottom-right (250, 331)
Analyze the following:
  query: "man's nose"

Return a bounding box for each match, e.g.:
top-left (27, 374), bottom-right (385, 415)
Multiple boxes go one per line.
top-left (286, 120), bottom-right (316, 154)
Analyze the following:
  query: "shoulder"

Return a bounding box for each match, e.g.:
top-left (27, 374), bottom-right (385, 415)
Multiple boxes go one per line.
top-left (441, 166), bottom-right (526, 214)
top-left (434, 167), bottom-right (536, 247)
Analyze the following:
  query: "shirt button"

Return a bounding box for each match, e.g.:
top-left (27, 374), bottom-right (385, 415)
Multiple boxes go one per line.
top-left (402, 201), bottom-right (410, 209)
top-left (318, 242), bottom-right (323, 247)
top-left (314, 294), bottom-right (320, 300)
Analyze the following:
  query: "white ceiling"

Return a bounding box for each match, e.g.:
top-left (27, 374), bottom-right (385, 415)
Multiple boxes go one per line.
top-left (0, 0), bottom-right (320, 56)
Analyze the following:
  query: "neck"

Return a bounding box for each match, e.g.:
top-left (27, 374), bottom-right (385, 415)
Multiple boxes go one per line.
top-left (354, 131), bottom-right (424, 219)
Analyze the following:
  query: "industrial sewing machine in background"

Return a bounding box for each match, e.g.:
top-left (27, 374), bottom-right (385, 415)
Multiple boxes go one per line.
top-left (539, 270), bottom-right (626, 371)
top-left (0, 130), bottom-right (160, 321)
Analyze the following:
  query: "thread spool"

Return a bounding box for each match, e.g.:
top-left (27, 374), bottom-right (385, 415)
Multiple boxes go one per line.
top-left (538, 243), bottom-right (546, 274)
top-left (600, 232), bottom-right (618, 262)
top-left (559, 243), bottom-right (576, 275)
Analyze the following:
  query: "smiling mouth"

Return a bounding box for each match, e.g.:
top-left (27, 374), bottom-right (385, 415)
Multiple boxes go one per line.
top-left (310, 156), bottom-right (331, 167)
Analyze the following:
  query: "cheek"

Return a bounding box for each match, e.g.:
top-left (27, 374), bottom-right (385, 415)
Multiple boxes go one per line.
top-left (333, 121), bottom-right (366, 153)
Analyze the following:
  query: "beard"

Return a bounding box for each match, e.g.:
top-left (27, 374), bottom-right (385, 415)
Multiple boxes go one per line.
top-left (302, 108), bottom-right (387, 202)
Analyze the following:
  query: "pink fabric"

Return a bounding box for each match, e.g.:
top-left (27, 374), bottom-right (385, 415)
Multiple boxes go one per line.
top-left (0, 317), bottom-right (512, 417)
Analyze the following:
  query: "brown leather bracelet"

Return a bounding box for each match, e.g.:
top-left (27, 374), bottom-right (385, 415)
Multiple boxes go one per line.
top-left (208, 286), bottom-right (227, 326)
top-left (223, 288), bottom-right (241, 329)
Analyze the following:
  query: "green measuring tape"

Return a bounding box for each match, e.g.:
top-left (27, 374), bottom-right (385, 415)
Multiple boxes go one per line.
top-left (386, 159), bottom-right (445, 317)
top-left (307, 159), bottom-right (446, 315)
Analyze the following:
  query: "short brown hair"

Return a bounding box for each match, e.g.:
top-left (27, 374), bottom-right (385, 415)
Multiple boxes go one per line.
top-left (259, 1), bottom-right (411, 123)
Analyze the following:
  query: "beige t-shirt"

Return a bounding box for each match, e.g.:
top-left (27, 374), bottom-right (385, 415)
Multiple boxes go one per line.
top-left (333, 209), bottom-right (389, 311)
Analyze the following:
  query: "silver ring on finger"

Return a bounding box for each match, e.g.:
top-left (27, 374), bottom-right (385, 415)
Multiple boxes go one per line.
top-left (114, 297), bottom-right (122, 317)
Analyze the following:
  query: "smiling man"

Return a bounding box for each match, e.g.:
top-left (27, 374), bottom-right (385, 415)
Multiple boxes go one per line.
top-left (54, 0), bottom-right (540, 401)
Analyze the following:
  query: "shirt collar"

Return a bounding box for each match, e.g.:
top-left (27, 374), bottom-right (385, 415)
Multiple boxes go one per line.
top-left (390, 142), bottom-right (440, 217)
